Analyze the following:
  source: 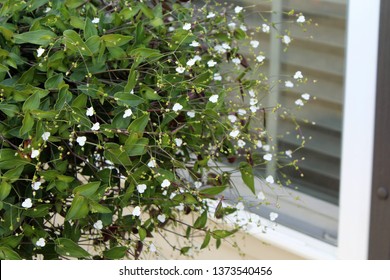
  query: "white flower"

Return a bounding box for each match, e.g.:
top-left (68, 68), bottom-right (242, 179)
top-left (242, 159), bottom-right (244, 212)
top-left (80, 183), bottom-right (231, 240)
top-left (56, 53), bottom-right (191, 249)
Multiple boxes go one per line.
top-left (263, 153), bottom-right (273, 161)
top-left (168, 16), bottom-right (174, 22)
top-left (168, 26), bottom-right (175, 32)
top-left (297, 15), bottom-right (306, 23)
top-left (235, 6), bottom-right (243, 13)
top-left (161, 179), bottom-right (171, 188)
top-left (256, 55), bottom-right (265, 63)
top-left (86, 106), bottom-right (94, 116)
top-left (157, 214), bottom-right (166, 223)
top-left (301, 93), bottom-right (310, 100)
top-left (22, 198), bottom-right (32, 209)
top-left (193, 56), bottom-right (201, 63)
top-left (36, 47), bottom-right (45, 57)
top-left (237, 139), bottom-right (246, 148)
top-left (149, 243), bottom-right (157, 252)
top-left (257, 191), bottom-right (266, 201)
top-left (76, 136), bottom-right (87, 146)
top-left (174, 138), bottom-right (183, 147)
top-left (236, 202), bottom-right (245, 210)
top-left (295, 99), bottom-right (304, 106)
top-left (285, 150), bottom-right (293, 158)
top-left (132, 206), bottom-right (141, 217)
top-left (213, 73), bottom-right (222, 81)
top-left (266, 175), bottom-right (274, 184)
top-left (176, 203), bottom-right (185, 211)
top-left (92, 17), bottom-right (100, 24)
top-left (207, 60), bottom-right (217, 67)
top-left (209, 94), bottom-right (219, 103)
top-left (194, 181), bottom-right (202, 189)
top-left (294, 71), bottom-right (303, 79)
top-left (229, 129), bottom-right (240, 138)
top-left (222, 43), bottom-right (231, 50)
top-left (285, 81), bottom-right (294, 88)
top-left (228, 115), bottom-right (237, 123)
top-left (147, 158), bottom-right (157, 168)
top-left (31, 149), bottom-right (40, 159)
top-left (232, 58), bottom-right (241, 65)
top-left (262, 145), bottom-right (270, 152)
top-left (172, 103), bottom-right (183, 112)
top-left (187, 111), bottom-right (195, 118)
top-left (44, 7), bottom-right (51, 13)
top-left (248, 90), bottom-right (255, 98)
top-left (186, 58), bottom-right (197, 67)
top-left (250, 105), bottom-right (259, 113)
top-left (250, 40), bottom-right (260, 48)
top-left (41, 132), bottom-right (50, 141)
top-left (123, 108), bottom-right (133, 118)
top-left (183, 23), bottom-right (191, 30)
top-left (207, 12), bottom-right (216, 18)
top-left (190, 41), bottom-right (200, 47)
top-left (270, 212), bottom-right (279, 221)
top-left (238, 109), bottom-right (247, 116)
top-left (91, 122), bottom-right (100, 131)
top-left (262, 24), bottom-right (270, 33)
top-left (240, 24), bottom-right (247, 32)
top-left (93, 220), bottom-right (103, 230)
top-left (214, 45), bottom-right (226, 54)
top-left (228, 22), bottom-right (236, 30)
top-left (137, 184), bottom-right (147, 194)
top-left (32, 181), bottom-right (41, 190)
top-left (36, 238), bottom-right (46, 247)
top-left (250, 98), bottom-right (258, 106)
top-left (175, 66), bottom-right (185, 74)
top-left (256, 140), bottom-right (262, 148)
top-left (283, 35), bottom-right (291, 45)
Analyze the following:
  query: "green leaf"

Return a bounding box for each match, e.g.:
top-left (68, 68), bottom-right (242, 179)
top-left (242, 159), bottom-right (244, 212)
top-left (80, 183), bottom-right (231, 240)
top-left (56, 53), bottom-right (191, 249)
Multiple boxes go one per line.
top-left (73, 181), bottom-right (100, 198)
top-left (0, 246), bottom-right (22, 260)
top-left (101, 34), bottom-right (133, 47)
top-left (103, 246), bottom-right (127, 260)
top-left (84, 18), bottom-right (97, 40)
top-left (139, 3), bottom-right (154, 19)
top-left (65, 0), bottom-right (85, 9)
top-left (126, 137), bottom-right (149, 156)
top-left (14, 30), bottom-right (56, 46)
top-left (85, 35), bottom-right (101, 54)
top-left (22, 92), bottom-right (40, 112)
top-left (199, 186), bottom-right (227, 196)
top-left (89, 200), bottom-right (111, 214)
top-left (55, 238), bottom-right (90, 258)
top-left (24, 204), bottom-right (51, 218)
top-left (114, 92), bottom-right (144, 107)
top-left (212, 229), bottom-right (238, 239)
top-left (127, 113), bottom-right (149, 133)
top-left (0, 104), bottom-right (19, 117)
top-left (138, 227), bottom-right (146, 241)
top-left (140, 85), bottom-right (161, 100)
top-left (129, 48), bottom-right (162, 60)
top-left (57, 175), bottom-right (75, 183)
top-left (200, 231), bottom-right (211, 249)
top-left (124, 69), bottom-right (138, 93)
top-left (63, 30), bottom-right (93, 56)
top-left (193, 211), bottom-right (208, 229)
top-left (3, 165), bottom-right (24, 183)
top-left (66, 195), bottom-right (89, 220)
top-left (0, 235), bottom-right (23, 249)
top-left (71, 94), bottom-right (88, 108)
top-left (0, 181), bottom-right (12, 200)
top-left (20, 112), bottom-right (34, 136)
top-left (54, 86), bottom-right (72, 110)
top-left (45, 73), bottom-right (64, 90)
top-left (239, 162), bottom-right (255, 194)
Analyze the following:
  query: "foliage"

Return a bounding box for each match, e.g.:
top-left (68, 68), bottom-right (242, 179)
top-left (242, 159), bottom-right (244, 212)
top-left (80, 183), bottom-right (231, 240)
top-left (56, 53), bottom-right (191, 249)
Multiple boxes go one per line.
top-left (0, 0), bottom-right (309, 259)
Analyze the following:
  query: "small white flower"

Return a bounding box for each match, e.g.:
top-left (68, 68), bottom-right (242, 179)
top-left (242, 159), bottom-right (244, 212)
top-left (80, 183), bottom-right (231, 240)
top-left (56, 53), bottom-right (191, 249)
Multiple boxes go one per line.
top-left (44, 7), bottom-right (51, 13)
top-left (232, 58), bottom-right (241, 65)
top-left (41, 132), bottom-right (50, 141)
top-left (76, 136), bottom-right (87, 146)
top-left (301, 93), bottom-right (311, 100)
top-left (213, 73), bottom-right (222, 81)
top-left (36, 238), bottom-right (46, 247)
top-left (193, 55), bottom-right (201, 61)
top-left (285, 150), bottom-right (293, 158)
top-left (250, 105), bottom-right (259, 113)
top-left (282, 35), bottom-right (291, 45)
top-left (262, 24), bottom-right (270, 33)
top-left (257, 191), bottom-right (266, 201)
top-left (161, 179), bottom-right (171, 188)
top-left (250, 98), bottom-right (258, 106)
top-left (175, 66), bottom-right (185, 74)
top-left (229, 129), bottom-right (240, 138)
top-left (228, 22), bottom-right (236, 30)
top-left (285, 81), bottom-right (294, 88)
top-left (207, 12), bottom-right (216, 18)
top-left (262, 145), bottom-right (270, 152)
top-left (297, 15), bottom-right (306, 23)
top-left (92, 17), bottom-right (100, 24)
top-left (236, 202), bottom-right (245, 210)
top-left (237, 139), bottom-right (246, 148)
top-left (240, 24), bottom-right (247, 32)
top-left (32, 181), bottom-right (41, 190)
top-left (157, 214), bottom-right (166, 223)
top-left (132, 206), bottom-right (141, 217)
top-left (172, 103), bottom-right (183, 112)
top-left (294, 71), bottom-right (303, 79)
top-left (176, 203), bottom-right (185, 211)
top-left (167, 16), bottom-right (174, 22)
top-left (207, 60), bottom-right (217, 67)
top-left (295, 99), bottom-right (304, 106)
top-left (22, 198), bottom-right (32, 209)
top-left (149, 243), bottom-right (157, 252)
top-left (183, 23), bottom-right (191, 30)
top-left (91, 122), bottom-right (100, 131)
top-left (190, 41), bottom-right (200, 47)
top-left (228, 115), bottom-right (237, 123)
top-left (186, 58), bottom-right (196, 67)
top-left (93, 220), bottom-right (103, 230)
top-left (194, 181), bottom-right (202, 189)
top-left (214, 45), bottom-right (226, 54)
top-left (266, 175), bottom-right (274, 184)
top-left (123, 108), bottom-right (133, 118)
top-left (187, 111), bottom-right (195, 118)
top-left (238, 109), bottom-right (247, 116)
top-left (250, 40), bottom-right (260, 48)
top-left (31, 149), bottom-right (40, 159)
top-left (222, 43), bottom-right (231, 50)
top-left (86, 106), bottom-right (94, 116)
top-left (147, 158), bottom-right (157, 168)
top-left (168, 26), bottom-right (175, 32)
top-left (174, 138), bottom-right (183, 147)
top-left (36, 47), bottom-right (45, 58)
top-left (137, 184), bottom-right (147, 194)
top-left (235, 6), bottom-right (243, 13)
top-left (270, 212), bottom-right (279, 221)
top-left (256, 55), bottom-right (265, 63)
top-left (209, 94), bottom-right (219, 103)
top-left (256, 140), bottom-right (262, 148)
top-left (263, 153), bottom-right (273, 161)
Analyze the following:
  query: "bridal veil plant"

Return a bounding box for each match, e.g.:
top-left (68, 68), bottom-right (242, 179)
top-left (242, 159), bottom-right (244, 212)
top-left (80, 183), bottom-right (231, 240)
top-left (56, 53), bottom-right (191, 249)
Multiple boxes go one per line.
top-left (0, 0), bottom-right (310, 259)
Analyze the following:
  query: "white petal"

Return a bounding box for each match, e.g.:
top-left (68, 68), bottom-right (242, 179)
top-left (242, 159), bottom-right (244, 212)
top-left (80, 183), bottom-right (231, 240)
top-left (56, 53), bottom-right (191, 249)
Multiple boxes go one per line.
top-left (250, 40), bottom-right (259, 48)
top-left (91, 17), bottom-right (100, 24)
top-left (31, 149), bottom-right (40, 159)
top-left (36, 238), bottom-right (46, 247)
top-left (285, 150), bottom-right (293, 158)
top-left (228, 115), bottom-right (237, 123)
top-left (263, 153), bottom-right (273, 161)
top-left (207, 60), bottom-right (217, 67)
top-left (183, 23), bottom-right (191, 30)
top-left (176, 66), bottom-right (185, 74)
top-left (137, 184), bottom-right (147, 194)
top-left (270, 212), bottom-right (279, 221)
top-left (237, 139), bottom-right (246, 148)
top-left (189, 41), bottom-right (200, 47)
top-left (229, 129), bottom-right (240, 138)
top-left (161, 179), bottom-right (171, 188)
top-left (232, 58), bottom-right (241, 65)
top-left (36, 47), bottom-right (45, 57)
top-left (172, 103), bottom-right (183, 112)
top-left (22, 198), bottom-right (32, 209)
top-left (236, 202), bottom-right (245, 210)
top-left (209, 94), bottom-right (219, 103)
top-left (294, 71), bottom-right (303, 79)
top-left (93, 220), bottom-right (103, 230)
top-left (297, 15), bottom-right (305, 23)
top-left (301, 93), bottom-right (310, 100)
top-left (32, 181), bottom-right (42, 190)
top-left (256, 55), bottom-right (265, 62)
top-left (91, 122), bottom-right (100, 131)
top-left (283, 35), bottom-right (291, 45)
top-left (285, 81), bottom-right (294, 88)
top-left (187, 111), bottom-right (195, 118)
top-left (42, 132), bottom-right (50, 141)
top-left (266, 175), bottom-right (274, 184)
top-left (123, 108), bottom-right (133, 118)
top-left (235, 6), bottom-right (243, 13)
top-left (76, 136), bottom-right (87, 146)
top-left (132, 206), bottom-right (141, 216)
top-left (174, 138), bottom-right (183, 147)
top-left (295, 99), bottom-right (304, 106)
top-left (206, 12), bottom-right (216, 19)
top-left (257, 191), bottom-right (266, 201)
top-left (147, 159), bottom-right (156, 168)
top-left (157, 214), bottom-right (166, 223)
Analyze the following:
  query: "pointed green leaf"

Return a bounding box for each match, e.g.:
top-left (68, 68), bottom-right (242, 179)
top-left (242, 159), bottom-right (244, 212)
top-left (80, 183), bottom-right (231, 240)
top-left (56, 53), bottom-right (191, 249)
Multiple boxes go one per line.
top-left (66, 195), bottom-right (89, 220)
top-left (20, 112), bottom-right (34, 136)
top-left (127, 113), bottom-right (149, 133)
top-left (14, 30), bottom-right (56, 46)
top-left (84, 18), bottom-right (97, 39)
top-left (193, 211), bottom-right (208, 229)
top-left (55, 238), bottom-right (90, 258)
top-left (103, 246), bottom-right (127, 259)
top-left (0, 246), bottom-right (22, 260)
top-left (73, 181), bottom-right (100, 197)
top-left (239, 162), bottom-right (255, 194)
top-left (89, 200), bottom-right (111, 214)
top-left (101, 34), bottom-right (133, 47)
top-left (0, 104), bottom-right (18, 117)
top-left (200, 231), bottom-right (211, 249)
top-left (0, 181), bottom-right (12, 200)
top-left (22, 92), bottom-right (40, 112)
top-left (114, 92), bottom-right (144, 107)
